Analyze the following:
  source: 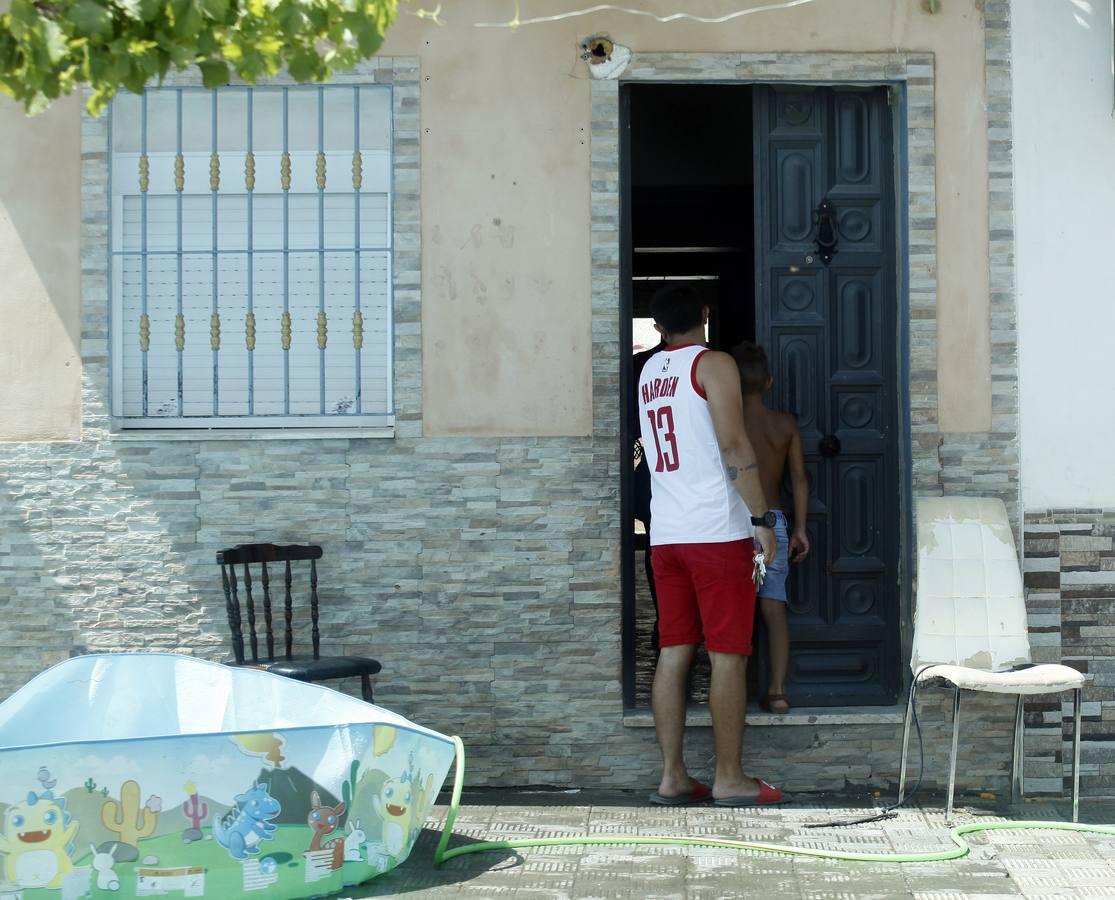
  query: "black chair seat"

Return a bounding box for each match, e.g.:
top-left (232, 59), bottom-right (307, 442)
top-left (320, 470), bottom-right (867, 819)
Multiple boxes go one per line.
top-left (231, 655), bottom-right (382, 682)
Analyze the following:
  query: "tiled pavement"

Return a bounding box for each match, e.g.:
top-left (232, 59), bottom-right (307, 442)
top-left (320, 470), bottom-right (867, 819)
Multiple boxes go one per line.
top-left (345, 793), bottom-right (1115, 899)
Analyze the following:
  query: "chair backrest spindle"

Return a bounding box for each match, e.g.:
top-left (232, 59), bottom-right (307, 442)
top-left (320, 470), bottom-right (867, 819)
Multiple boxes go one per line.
top-left (221, 563), bottom-right (245, 665)
top-left (227, 564), bottom-right (245, 664)
top-left (310, 558), bottom-right (320, 660)
top-left (261, 561), bottom-right (274, 661)
top-left (284, 559), bottom-right (294, 660)
top-left (242, 562), bottom-right (258, 663)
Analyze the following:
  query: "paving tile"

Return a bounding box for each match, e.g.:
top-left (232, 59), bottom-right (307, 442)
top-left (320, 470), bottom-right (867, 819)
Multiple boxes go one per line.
top-left (337, 795), bottom-right (1115, 899)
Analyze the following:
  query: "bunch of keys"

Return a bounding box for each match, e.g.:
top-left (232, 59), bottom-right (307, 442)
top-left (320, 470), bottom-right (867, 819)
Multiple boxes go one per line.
top-left (752, 549), bottom-right (767, 588)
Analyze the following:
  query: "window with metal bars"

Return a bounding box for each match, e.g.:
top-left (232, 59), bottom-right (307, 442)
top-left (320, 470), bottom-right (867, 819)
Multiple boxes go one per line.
top-left (108, 84), bottom-right (394, 428)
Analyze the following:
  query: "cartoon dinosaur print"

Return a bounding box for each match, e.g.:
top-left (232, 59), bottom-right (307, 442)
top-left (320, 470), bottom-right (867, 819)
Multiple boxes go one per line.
top-left (213, 783), bottom-right (281, 860)
top-left (0, 790), bottom-right (79, 889)
top-left (371, 772), bottom-right (432, 858)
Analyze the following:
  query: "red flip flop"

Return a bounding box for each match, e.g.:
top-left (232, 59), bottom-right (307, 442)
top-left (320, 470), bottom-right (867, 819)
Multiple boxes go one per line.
top-left (713, 779), bottom-right (786, 807)
top-left (649, 778), bottom-right (713, 806)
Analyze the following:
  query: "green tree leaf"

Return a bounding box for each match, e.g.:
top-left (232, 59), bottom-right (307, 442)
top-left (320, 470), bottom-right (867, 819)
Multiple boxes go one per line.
top-left (70, 0), bottom-right (116, 38)
top-left (286, 46), bottom-right (317, 82)
top-left (198, 0), bottom-right (229, 22)
top-left (7, 0), bottom-right (41, 38)
top-left (198, 58), bottom-right (230, 87)
top-left (115, 0), bottom-right (162, 22)
top-left (41, 20), bottom-right (69, 64)
top-left (0, 0), bottom-right (399, 114)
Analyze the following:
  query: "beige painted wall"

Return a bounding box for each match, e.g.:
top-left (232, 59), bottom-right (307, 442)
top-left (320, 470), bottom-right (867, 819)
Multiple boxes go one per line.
top-left (385, 0), bottom-right (992, 434)
top-left (0, 94), bottom-right (82, 440)
top-left (0, 0), bottom-right (992, 439)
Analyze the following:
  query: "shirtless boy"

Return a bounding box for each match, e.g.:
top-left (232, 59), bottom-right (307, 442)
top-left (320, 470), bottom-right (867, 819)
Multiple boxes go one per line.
top-left (734, 342), bottom-right (811, 714)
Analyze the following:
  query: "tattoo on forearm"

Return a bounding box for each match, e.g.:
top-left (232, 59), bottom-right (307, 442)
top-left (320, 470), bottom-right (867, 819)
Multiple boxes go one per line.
top-left (727, 462), bottom-right (757, 482)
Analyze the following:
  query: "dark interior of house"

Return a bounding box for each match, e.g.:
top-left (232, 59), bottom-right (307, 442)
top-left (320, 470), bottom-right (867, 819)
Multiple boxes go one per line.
top-left (629, 84), bottom-right (755, 353)
top-left (627, 84), bottom-right (758, 706)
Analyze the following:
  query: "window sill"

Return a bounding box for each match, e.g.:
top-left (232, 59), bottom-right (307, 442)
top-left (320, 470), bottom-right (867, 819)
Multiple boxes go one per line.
top-left (623, 704), bottom-right (906, 728)
top-left (109, 424), bottom-right (395, 442)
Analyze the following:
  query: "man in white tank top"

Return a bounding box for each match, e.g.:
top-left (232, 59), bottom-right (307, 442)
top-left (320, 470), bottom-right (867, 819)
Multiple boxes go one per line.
top-left (638, 285), bottom-right (783, 807)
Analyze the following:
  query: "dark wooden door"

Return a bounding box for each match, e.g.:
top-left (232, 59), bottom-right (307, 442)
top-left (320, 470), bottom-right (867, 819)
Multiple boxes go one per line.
top-left (753, 85), bottom-right (900, 706)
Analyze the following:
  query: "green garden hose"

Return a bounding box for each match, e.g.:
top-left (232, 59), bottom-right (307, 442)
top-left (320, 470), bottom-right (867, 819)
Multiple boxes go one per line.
top-left (433, 736), bottom-right (1115, 866)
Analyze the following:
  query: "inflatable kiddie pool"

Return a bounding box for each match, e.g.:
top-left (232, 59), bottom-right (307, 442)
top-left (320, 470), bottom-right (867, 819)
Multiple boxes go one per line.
top-left (0, 654), bottom-right (456, 899)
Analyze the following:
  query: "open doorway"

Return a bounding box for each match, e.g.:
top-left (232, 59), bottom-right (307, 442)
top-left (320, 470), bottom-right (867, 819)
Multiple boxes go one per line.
top-left (624, 84), bottom-right (756, 708)
top-left (620, 82), bottom-right (902, 711)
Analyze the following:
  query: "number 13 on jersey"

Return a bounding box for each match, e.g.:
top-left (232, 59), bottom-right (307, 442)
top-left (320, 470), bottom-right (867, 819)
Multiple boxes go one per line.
top-left (646, 406), bottom-right (680, 472)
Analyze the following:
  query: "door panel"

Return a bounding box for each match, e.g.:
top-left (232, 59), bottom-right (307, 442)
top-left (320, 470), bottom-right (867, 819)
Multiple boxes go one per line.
top-left (833, 91), bottom-right (882, 190)
top-left (754, 84), bottom-right (900, 706)
top-left (773, 269), bottom-right (824, 322)
top-left (773, 149), bottom-right (822, 248)
top-left (834, 575), bottom-right (885, 624)
top-left (834, 271), bottom-right (884, 382)
top-left (771, 89), bottom-right (824, 136)
top-left (774, 331), bottom-right (824, 439)
top-left (786, 517), bottom-right (825, 620)
top-left (834, 203), bottom-right (884, 252)
top-left (788, 644), bottom-right (882, 685)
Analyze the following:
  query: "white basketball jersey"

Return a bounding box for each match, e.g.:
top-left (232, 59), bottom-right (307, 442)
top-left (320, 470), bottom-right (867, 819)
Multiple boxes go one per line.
top-left (637, 344), bottom-right (752, 546)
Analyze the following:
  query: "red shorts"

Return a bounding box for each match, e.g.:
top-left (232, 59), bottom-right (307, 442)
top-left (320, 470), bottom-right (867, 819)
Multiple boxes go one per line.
top-left (651, 539), bottom-right (757, 655)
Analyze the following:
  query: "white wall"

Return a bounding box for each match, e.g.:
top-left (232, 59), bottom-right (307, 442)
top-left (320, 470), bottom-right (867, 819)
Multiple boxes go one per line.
top-left (1015, 0), bottom-right (1115, 508)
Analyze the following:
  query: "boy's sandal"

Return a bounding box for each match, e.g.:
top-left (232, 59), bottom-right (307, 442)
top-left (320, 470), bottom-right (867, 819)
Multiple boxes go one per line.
top-left (759, 693), bottom-right (791, 714)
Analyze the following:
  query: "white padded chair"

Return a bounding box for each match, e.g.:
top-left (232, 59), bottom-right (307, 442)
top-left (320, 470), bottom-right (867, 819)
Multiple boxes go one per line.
top-left (898, 497), bottom-right (1085, 822)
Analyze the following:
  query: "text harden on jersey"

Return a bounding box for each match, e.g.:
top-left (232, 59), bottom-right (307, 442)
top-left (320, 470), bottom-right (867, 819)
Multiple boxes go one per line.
top-left (641, 376), bottom-right (680, 406)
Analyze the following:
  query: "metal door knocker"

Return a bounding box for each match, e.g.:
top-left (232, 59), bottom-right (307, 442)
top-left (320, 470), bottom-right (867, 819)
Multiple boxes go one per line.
top-left (813, 199), bottom-right (839, 266)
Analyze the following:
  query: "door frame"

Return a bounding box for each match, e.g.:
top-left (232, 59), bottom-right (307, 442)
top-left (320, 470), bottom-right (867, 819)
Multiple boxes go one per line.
top-left (605, 57), bottom-right (930, 711)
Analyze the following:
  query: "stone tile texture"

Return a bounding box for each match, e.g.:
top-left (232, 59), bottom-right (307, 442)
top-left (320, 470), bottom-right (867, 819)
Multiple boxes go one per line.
top-left (341, 793), bottom-right (1115, 899)
top-left (1025, 510), bottom-right (1115, 799)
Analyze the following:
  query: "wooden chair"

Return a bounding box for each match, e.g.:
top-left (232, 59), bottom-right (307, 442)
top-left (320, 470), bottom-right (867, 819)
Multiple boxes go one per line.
top-left (217, 543), bottom-right (382, 702)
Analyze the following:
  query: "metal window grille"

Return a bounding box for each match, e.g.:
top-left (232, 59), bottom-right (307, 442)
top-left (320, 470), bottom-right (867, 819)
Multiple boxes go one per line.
top-left (108, 85), bottom-right (394, 427)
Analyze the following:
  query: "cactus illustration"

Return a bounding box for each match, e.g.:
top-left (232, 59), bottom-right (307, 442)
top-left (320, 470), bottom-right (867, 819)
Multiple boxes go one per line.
top-left (101, 786), bottom-right (109, 797)
top-left (182, 785), bottom-right (207, 830)
top-left (84, 777), bottom-right (97, 793)
top-left (101, 780), bottom-right (158, 849)
top-left (181, 783), bottom-right (207, 843)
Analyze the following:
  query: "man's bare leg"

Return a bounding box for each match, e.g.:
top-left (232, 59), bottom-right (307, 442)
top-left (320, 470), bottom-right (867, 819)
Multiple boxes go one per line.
top-left (707, 650), bottom-right (761, 799)
top-left (652, 643), bottom-right (697, 797)
top-left (761, 599), bottom-right (790, 712)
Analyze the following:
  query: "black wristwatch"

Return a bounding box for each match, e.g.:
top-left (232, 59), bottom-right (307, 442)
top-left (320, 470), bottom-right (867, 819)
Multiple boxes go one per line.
top-left (751, 511), bottom-right (778, 529)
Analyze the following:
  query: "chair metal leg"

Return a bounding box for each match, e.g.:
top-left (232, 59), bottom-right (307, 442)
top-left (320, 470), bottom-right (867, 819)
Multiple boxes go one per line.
top-left (946, 687), bottom-right (962, 825)
top-left (898, 681), bottom-right (917, 804)
top-left (361, 674), bottom-right (374, 704)
top-left (1072, 687), bottom-right (1082, 823)
top-left (1011, 693), bottom-right (1025, 805)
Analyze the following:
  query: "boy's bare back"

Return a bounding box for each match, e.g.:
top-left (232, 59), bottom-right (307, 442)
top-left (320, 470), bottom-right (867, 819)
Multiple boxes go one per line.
top-left (742, 404), bottom-right (799, 511)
